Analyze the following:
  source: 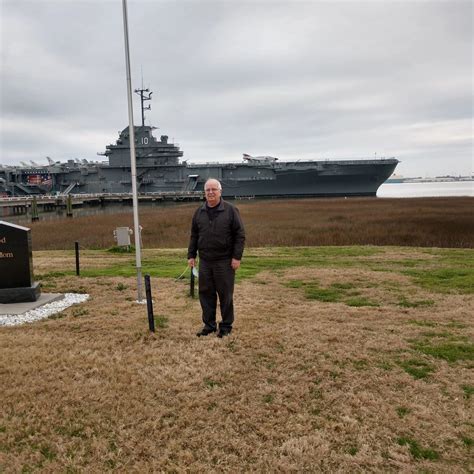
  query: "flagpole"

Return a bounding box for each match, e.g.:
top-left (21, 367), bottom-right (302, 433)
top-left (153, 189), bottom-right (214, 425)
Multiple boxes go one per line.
top-left (121, 0), bottom-right (143, 302)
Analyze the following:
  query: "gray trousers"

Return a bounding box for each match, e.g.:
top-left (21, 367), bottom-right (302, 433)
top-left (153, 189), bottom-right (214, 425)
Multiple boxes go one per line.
top-left (199, 258), bottom-right (235, 331)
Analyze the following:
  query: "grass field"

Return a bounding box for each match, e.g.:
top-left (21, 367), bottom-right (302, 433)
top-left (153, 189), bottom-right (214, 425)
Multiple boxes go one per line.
top-left (1, 246), bottom-right (473, 471)
top-left (26, 196), bottom-right (474, 250)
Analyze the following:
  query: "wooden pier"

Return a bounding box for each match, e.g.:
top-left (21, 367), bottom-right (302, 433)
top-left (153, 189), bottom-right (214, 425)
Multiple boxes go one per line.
top-left (0, 192), bottom-right (204, 217)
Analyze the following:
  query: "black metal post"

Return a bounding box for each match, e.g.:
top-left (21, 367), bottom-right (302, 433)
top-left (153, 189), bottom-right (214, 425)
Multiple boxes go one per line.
top-left (31, 196), bottom-right (39, 222)
top-left (144, 274), bottom-right (155, 332)
top-left (66, 194), bottom-right (73, 217)
top-left (190, 268), bottom-right (195, 298)
top-left (75, 241), bottom-right (80, 276)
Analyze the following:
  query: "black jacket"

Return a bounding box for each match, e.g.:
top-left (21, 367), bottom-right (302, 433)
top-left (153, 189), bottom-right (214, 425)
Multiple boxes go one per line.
top-left (187, 199), bottom-right (245, 261)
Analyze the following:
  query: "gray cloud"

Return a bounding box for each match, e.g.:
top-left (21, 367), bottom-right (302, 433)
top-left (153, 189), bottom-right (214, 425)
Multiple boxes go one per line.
top-left (1, 0), bottom-right (472, 177)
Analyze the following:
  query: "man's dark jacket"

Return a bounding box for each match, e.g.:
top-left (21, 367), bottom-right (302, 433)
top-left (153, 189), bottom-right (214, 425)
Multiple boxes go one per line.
top-left (187, 199), bottom-right (245, 262)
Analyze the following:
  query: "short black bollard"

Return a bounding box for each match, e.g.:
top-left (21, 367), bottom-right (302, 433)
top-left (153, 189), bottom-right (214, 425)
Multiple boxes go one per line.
top-left (190, 267), bottom-right (195, 298)
top-left (75, 241), bottom-right (80, 276)
top-left (144, 274), bottom-right (155, 332)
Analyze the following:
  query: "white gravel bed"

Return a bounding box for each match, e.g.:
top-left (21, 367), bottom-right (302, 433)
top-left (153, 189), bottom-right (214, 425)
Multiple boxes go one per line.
top-left (0, 293), bottom-right (90, 327)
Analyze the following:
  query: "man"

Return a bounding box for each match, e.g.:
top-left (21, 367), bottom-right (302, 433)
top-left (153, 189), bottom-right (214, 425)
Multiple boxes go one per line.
top-left (187, 178), bottom-right (245, 338)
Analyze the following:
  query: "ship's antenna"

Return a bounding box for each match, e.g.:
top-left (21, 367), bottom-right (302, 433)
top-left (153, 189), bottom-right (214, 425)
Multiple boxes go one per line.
top-left (134, 86), bottom-right (152, 127)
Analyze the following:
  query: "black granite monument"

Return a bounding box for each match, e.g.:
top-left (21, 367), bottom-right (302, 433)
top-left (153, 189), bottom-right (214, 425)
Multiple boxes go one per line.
top-left (0, 220), bottom-right (41, 303)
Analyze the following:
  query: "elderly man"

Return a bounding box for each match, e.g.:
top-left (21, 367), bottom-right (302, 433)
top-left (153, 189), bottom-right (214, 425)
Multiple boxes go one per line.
top-left (187, 178), bottom-right (245, 338)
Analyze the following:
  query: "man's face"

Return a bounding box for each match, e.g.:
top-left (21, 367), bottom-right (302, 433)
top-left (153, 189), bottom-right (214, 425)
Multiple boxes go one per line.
top-left (205, 180), bottom-right (222, 207)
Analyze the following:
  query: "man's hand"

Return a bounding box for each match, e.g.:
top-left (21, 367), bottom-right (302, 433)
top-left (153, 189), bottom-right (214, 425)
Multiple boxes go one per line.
top-left (231, 258), bottom-right (241, 270)
top-left (188, 258), bottom-right (196, 268)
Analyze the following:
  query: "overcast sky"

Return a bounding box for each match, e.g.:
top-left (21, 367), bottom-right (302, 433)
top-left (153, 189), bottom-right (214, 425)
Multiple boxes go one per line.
top-left (1, 0), bottom-right (472, 177)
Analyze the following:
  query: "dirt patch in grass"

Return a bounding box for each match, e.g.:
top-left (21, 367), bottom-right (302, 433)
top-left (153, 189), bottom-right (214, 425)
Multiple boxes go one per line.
top-left (0, 247), bottom-right (473, 471)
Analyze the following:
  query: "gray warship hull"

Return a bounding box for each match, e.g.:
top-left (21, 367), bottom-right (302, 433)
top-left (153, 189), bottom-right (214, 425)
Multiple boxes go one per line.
top-left (0, 158), bottom-right (397, 198)
top-left (0, 122), bottom-right (398, 198)
top-left (193, 160), bottom-right (397, 197)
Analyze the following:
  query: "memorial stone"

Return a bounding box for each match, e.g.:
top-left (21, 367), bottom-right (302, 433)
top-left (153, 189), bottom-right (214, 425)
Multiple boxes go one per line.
top-left (0, 220), bottom-right (41, 303)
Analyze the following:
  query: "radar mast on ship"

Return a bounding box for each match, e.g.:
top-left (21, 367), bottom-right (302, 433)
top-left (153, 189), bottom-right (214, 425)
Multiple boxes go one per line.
top-left (134, 87), bottom-right (153, 127)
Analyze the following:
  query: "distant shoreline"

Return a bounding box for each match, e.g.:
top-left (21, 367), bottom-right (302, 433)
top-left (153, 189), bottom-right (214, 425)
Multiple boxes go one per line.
top-left (386, 176), bottom-right (473, 184)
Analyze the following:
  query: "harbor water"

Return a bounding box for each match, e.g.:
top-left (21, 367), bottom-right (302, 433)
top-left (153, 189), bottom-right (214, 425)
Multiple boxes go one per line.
top-left (377, 180), bottom-right (473, 198)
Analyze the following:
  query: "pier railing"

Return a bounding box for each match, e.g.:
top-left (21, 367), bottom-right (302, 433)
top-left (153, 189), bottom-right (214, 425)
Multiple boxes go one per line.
top-left (0, 191), bottom-right (204, 213)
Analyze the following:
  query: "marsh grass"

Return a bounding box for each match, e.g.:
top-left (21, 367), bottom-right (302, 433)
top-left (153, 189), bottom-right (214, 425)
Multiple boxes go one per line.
top-left (27, 196), bottom-right (474, 250)
top-left (1, 246), bottom-right (473, 471)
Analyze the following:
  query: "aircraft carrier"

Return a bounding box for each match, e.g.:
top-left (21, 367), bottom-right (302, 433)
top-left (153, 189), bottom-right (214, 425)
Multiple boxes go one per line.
top-left (0, 88), bottom-right (398, 198)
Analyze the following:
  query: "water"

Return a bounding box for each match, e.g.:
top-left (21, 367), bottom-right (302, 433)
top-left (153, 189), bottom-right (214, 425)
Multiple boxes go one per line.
top-left (377, 180), bottom-right (473, 198)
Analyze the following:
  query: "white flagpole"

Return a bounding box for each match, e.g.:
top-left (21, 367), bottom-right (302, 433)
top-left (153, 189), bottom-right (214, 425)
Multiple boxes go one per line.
top-left (121, 0), bottom-right (143, 302)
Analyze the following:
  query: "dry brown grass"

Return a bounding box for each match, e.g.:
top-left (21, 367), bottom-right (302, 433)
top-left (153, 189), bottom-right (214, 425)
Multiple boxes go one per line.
top-left (1, 247), bottom-right (473, 472)
top-left (27, 196), bottom-right (474, 250)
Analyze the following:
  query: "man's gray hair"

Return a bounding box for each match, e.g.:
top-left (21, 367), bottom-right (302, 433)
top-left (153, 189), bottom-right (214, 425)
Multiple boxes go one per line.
top-left (205, 178), bottom-right (222, 191)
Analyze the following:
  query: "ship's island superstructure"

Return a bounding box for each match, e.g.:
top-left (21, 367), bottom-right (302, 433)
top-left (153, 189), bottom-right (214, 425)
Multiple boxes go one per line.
top-left (0, 88), bottom-right (398, 198)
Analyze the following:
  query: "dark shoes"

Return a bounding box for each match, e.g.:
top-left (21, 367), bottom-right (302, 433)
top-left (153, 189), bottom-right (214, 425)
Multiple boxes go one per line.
top-left (196, 327), bottom-right (232, 338)
top-left (196, 327), bottom-right (216, 337)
